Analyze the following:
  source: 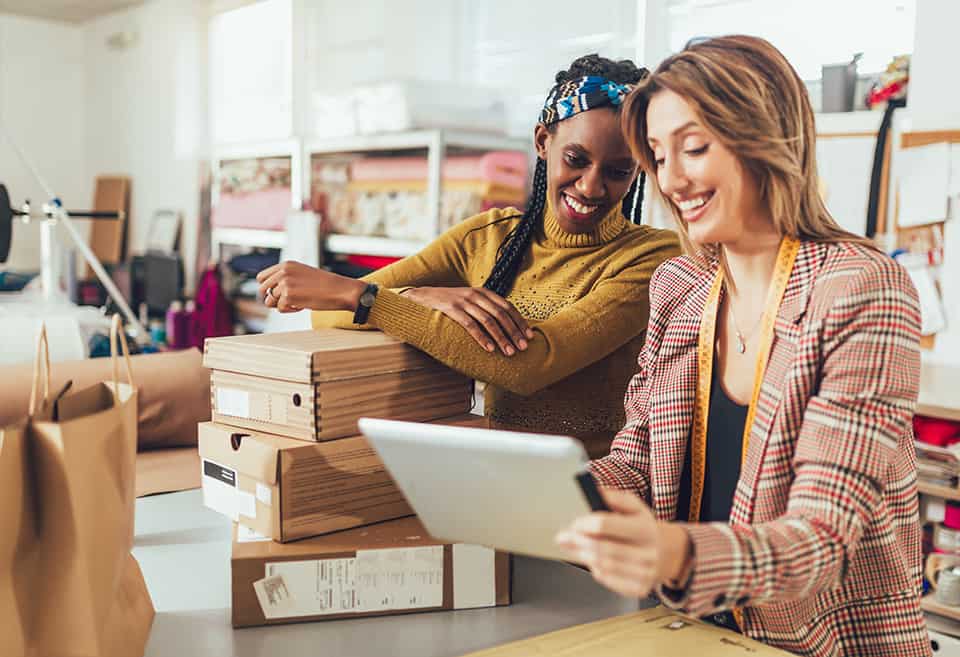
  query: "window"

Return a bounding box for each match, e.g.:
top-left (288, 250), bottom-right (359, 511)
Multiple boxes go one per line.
top-left (666, 0), bottom-right (915, 82)
top-left (209, 0), bottom-right (292, 144)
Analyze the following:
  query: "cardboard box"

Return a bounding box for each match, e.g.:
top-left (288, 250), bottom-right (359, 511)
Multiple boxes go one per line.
top-left (200, 414), bottom-right (488, 542)
top-left (204, 329), bottom-right (474, 441)
top-left (203, 329), bottom-right (444, 383)
top-left (461, 607), bottom-right (792, 656)
top-left (210, 366), bottom-right (473, 442)
top-left (231, 516), bottom-right (511, 627)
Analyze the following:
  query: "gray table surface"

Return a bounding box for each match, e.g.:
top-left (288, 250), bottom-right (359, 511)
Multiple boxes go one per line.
top-left (134, 489), bottom-right (646, 657)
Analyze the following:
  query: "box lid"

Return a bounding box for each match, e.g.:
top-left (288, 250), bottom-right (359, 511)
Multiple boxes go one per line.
top-left (460, 607), bottom-right (793, 656)
top-left (232, 515), bottom-right (440, 560)
top-left (203, 329), bottom-right (441, 383)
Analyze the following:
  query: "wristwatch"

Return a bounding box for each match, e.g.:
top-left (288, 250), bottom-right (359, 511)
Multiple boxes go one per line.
top-left (352, 283), bottom-right (379, 324)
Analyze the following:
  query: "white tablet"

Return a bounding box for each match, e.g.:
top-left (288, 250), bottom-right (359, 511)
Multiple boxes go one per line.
top-left (357, 417), bottom-right (606, 562)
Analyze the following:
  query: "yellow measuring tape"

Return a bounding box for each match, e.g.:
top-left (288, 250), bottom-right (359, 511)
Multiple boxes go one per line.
top-left (687, 236), bottom-right (800, 630)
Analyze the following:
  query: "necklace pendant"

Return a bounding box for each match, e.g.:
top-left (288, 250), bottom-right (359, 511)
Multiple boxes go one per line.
top-left (736, 333), bottom-right (746, 354)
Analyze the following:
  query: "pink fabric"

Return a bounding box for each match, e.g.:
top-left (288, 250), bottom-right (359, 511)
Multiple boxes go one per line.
top-left (211, 187), bottom-right (292, 230)
top-left (350, 152), bottom-right (528, 189)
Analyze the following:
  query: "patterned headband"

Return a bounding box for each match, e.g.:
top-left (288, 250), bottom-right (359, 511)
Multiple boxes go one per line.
top-left (538, 75), bottom-right (635, 126)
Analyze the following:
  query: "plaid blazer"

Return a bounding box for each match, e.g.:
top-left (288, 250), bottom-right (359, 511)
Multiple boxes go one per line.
top-left (591, 240), bottom-right (931, 657)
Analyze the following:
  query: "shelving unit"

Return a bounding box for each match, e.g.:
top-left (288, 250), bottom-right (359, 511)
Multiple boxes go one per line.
top-left (305, 128), bottom-right (529, 255)
top-left (209, 138), bottom-right (302, 262)
top-left (914, 360), bottom-right (960, 628)
top-left (324, 234), bottom-right (427, 259)
top-left (919, 481), bottom-right (960, 503)
top-left (210, 227), bottom-right (286, 255)
top-left (211, 138), bottom-right (303, 211)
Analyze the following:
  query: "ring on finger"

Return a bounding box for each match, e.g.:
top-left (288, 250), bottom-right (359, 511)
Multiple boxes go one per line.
top-left (268, 286), bottom-right (278, 300)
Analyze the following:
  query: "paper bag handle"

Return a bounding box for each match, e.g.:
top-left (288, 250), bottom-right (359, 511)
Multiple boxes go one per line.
top-left (109, 314), bottom-right (136, 401)
top-left (28, 323), bottom-right (52, 415)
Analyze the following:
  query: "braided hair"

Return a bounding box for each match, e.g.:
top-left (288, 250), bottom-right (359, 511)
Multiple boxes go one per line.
top-left (483, 54), bottom-right (649, 297)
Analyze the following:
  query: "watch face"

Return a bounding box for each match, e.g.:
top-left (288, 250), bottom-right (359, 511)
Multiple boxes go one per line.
top-left (360, 291), bottom-right (376, 306)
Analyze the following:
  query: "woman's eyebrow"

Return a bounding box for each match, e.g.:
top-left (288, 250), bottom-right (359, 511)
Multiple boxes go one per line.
top-left (565, 142), bottom-right (634, 166)
top-left (648, 120), bottom-right (702, 146)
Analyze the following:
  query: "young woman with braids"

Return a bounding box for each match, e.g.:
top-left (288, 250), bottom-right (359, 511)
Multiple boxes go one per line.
top-left (256, 54), bottom-right (680, 454)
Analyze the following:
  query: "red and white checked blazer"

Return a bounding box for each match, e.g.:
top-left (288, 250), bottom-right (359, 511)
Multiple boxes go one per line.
top-left (591, 240), bottom-right (931, 657)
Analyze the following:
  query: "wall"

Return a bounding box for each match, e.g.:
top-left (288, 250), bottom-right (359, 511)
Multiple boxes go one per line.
top-left (84, 0), bottom-right (208, 291)
top-left (908, 0), bottom-right (960, 131)
top-left (0, 13), bottom-right (86, 272)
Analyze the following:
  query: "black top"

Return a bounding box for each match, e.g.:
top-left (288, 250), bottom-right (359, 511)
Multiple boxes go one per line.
top-left (676, 366), bottom-right (748, 523)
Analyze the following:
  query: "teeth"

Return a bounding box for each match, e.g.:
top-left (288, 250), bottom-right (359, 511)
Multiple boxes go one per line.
top-left (677, 195), bottom-right (710, 212)
top-left (565, 194), bottom-right (598, 215)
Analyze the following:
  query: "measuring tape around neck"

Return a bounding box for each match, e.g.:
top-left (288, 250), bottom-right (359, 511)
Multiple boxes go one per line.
top-left (686, 236), bottom-right (801, 630)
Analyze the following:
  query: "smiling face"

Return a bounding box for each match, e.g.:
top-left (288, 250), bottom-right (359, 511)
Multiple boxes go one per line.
top-left (645, 89), bottom-right (771, 247)
top-left (534, 108), bottom-right (638, 234)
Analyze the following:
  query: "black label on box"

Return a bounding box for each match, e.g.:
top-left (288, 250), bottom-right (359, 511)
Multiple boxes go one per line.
top-left (203, 459), bottom-right (237, 487)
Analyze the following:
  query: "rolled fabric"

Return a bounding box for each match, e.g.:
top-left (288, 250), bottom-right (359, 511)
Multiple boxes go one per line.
top-left (0, 347), bottom-right (209, 450)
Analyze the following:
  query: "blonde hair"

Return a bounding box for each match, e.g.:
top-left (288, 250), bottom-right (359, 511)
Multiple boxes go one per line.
top-left (622, 35), bottom-right (873, 265)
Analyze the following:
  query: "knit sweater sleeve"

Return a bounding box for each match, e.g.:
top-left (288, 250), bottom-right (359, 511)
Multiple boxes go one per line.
top-left (366, 231), bottom-right (680, 396)
top-left (311, 209), bottom-right (510, 329)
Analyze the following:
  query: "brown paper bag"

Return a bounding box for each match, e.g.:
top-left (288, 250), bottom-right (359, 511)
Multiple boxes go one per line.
top-left (0, 417), bottom-right (31, 657)
top-left (0, 316), bottom-right (154, 657)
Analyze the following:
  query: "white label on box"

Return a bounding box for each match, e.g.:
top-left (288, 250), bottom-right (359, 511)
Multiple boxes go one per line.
top-left (253, 574), bottom-right (297, 619)
top-left (355, 546), bottom-right (444, 613)
top-left (264, 558), bottom-right (360, 617)
top-left (237, 524), bottom-right (272, 543)
top-left (201, 459), bottom-right (238, 521)
top-left (256, 482), bottom-right (273, 507)
top-left (216, 387), bottom-right (250, 418)
top-left (238, 490), bottom-right (257, 519)
top-left (269, 393), bottom-right (288, 424)
top-left (452, 544), bottom-right (496, 609)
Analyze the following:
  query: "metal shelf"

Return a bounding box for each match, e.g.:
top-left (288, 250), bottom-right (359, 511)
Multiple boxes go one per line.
top-left (918, 481), bottom-right (960, 502)
top-left (324, 234), bottom-right (426, 258)
top-left (303, 129), bottom-right (527, 155)
top-left (211, 227), bottom-right (286, 250)
top-left (923, 596), bottom-right (960, 623)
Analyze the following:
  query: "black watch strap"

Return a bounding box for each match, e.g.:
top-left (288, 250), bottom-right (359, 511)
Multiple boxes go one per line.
top-left (352, 283), bottom-right (380, 324)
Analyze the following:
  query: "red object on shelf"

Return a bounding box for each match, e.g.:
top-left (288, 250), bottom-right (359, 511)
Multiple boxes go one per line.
top-left (915, 415), bottom-right (960, 447)
top-left (345, 254), bottom-right (401, 270)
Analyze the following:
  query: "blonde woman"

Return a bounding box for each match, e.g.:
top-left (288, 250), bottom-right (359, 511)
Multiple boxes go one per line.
top-left (557, 36), bottom-right (930, 656)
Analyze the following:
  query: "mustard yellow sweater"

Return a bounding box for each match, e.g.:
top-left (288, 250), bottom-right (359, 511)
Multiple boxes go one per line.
top-left (313, 201), bottom-right (679, 438)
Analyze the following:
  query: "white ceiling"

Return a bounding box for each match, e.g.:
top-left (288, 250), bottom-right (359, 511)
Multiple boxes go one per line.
top-left (0, 0), bottom-right (144, 23)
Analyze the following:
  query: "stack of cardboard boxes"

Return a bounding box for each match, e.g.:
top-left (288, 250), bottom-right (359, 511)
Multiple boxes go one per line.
top-left (198, 329), bottom-right (512, 627)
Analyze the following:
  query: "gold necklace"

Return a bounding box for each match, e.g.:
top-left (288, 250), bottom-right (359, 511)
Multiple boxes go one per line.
top-left (725, 293), bottom-right (764, 355)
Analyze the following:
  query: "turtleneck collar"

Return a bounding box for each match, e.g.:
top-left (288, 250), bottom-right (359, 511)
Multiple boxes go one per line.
top-left (541, 196), bottom-right (628, 248)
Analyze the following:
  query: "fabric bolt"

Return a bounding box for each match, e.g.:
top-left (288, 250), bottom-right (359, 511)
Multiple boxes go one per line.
top-left (312, 202), bottom-right (679, 442)
top-left (591, 240), bottom-right (930, 657)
